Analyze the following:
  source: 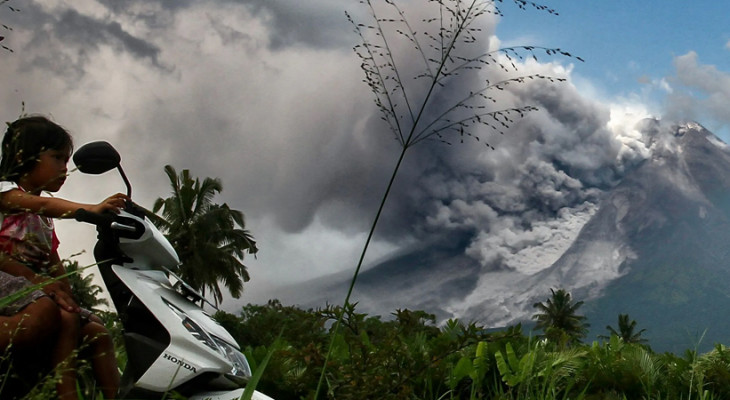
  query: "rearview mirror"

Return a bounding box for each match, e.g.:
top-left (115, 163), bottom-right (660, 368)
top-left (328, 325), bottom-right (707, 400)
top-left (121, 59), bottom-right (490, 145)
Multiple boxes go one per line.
top-left (73, 141), bottom-right (121, 175)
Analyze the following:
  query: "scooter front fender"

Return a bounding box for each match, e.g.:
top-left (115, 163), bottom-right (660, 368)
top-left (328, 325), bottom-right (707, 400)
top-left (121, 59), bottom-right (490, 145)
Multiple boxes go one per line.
top-left (187, 388), bottom-right (275, 400)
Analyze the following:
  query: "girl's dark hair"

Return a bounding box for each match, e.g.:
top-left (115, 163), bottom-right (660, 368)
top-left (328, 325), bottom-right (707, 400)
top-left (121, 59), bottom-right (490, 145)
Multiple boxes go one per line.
top-left (0, 116), bottom-right (74, 182)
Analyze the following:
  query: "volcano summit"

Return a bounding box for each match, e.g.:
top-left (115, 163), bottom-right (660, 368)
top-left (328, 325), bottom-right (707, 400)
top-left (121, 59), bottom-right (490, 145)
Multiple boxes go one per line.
top-left (275, 120), bottom-right (730, 353)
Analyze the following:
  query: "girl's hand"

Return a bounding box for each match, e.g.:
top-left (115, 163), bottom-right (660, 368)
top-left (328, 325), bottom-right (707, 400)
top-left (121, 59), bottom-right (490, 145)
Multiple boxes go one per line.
top-left (89, 193), bottom-right (129, 214)
top-left (42, 280), bottom-right (80, 313)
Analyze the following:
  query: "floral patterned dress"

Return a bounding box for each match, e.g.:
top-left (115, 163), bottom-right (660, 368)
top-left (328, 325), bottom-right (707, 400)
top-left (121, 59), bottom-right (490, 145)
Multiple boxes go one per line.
top-left (0, 182), bottom-right (52, 315)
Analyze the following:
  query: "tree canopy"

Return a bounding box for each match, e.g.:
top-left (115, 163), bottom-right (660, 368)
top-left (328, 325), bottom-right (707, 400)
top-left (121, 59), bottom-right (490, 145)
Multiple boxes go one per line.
top-left (601, 313), bottom-right (648, 345)
top-left (151, 165), bottom-right (258, 306)
top-left (532, 288), bottom-right (589, 346)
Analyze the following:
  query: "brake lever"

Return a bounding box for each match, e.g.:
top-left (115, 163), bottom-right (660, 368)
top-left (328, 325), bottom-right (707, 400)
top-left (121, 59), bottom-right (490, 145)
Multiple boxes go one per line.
top-left (111, 222), bottom-right (137, 232)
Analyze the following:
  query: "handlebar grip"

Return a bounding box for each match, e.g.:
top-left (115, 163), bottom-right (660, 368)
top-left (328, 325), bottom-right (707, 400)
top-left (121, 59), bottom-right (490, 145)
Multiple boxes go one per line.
top-left (74, 208), bottom-right (115, 226)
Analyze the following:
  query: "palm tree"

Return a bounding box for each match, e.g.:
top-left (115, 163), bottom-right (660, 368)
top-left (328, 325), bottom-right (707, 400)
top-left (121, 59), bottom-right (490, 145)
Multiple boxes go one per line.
top-left (532, 288), bottom-right (589, 346)
top-left (65, 259), bottom-right (109, 312)
top-left (600, 313), bottom-right (648, 345)
top-left (151, 165), bottom-right (258, 306)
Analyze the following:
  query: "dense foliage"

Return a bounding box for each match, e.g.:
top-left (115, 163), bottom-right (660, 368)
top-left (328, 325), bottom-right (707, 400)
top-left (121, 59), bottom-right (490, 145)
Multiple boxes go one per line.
top-left (4, 286), bottom-right (730, 399)
top-left (65, 260), bottom-right (109, 312)
top-left (214, 300), bottom-right (730, 400)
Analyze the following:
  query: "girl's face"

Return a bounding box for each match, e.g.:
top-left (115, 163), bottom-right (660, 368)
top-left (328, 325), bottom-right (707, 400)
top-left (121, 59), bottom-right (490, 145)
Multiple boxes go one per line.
top-left (20, 147), bottom-right (71, 194)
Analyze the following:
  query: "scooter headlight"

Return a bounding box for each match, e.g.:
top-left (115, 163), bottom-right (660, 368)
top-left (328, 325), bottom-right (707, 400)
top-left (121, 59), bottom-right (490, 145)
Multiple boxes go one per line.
top-left (213, 336), bottom-right (252, 379)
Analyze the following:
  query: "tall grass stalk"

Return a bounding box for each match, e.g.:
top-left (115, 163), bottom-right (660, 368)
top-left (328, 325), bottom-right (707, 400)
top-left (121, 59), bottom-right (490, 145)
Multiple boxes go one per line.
top-left (687, 329), bottom-right (708, 400)
top-left (315, 0), bottom-right (579, 397)
top-left (240, 334), bottom-right (282, 400)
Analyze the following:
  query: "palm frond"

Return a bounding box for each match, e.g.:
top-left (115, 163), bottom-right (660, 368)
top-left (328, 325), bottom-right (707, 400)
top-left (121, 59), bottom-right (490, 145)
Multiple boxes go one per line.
top-left (151, 166), bottom-right (257, 305)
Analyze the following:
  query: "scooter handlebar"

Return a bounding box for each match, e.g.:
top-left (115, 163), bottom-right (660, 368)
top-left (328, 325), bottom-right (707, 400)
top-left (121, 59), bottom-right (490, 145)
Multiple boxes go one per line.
top-left (74, 208), bottom-right (144, 238)
top-left (74, 208), bottom-right (116, 227)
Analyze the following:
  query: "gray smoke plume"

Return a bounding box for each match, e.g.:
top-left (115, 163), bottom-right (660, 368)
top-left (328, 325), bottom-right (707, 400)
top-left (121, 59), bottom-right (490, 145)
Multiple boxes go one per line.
top-left (0, 0), bottom-right (727, 308)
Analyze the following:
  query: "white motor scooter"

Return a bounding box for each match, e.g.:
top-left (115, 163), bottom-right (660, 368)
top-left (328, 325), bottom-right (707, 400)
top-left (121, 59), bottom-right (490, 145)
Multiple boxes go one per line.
top-left (72, 141), bottom-right (273, 400)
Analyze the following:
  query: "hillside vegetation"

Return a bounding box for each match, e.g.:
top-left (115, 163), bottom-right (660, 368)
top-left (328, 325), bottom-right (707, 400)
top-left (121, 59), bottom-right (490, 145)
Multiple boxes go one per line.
top-left (214, 299), bottom-right (730, 400)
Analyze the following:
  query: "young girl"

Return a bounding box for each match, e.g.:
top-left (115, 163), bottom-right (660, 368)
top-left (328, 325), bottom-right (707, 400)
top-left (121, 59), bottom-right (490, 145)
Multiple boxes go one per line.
top-left (0, 115), bottom-right (127, 400)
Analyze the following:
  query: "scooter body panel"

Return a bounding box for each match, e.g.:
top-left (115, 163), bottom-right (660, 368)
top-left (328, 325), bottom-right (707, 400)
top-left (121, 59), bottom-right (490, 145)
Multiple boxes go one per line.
top-left (117, 211), bottom-right (180, 268)
top-left (113, 265), bottom-right (240, 392)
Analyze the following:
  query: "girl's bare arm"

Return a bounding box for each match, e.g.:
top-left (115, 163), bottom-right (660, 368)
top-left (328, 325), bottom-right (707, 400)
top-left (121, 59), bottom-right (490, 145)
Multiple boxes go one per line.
top-left (0, 189), bottom-right (128, 218)
top-left (48, 251), bottom-right (72, 289)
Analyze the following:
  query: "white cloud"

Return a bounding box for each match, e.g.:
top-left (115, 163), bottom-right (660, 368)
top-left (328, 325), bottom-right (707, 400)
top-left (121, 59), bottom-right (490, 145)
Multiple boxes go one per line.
top-left (663, 51), bottom-right (730, 136)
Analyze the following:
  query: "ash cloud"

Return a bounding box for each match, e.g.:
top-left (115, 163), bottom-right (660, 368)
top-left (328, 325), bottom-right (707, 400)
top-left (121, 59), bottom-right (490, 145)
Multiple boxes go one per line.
top-left (54, 9), bottom-right (161, 63)
top-left (1, 0), bottom-right (728, 306)
top-left (8, 2), bottom-right (162, 80)
top-left (235, 0), bottom-right (353, 50)
top-left (400, 65), bottom-right (653, 275)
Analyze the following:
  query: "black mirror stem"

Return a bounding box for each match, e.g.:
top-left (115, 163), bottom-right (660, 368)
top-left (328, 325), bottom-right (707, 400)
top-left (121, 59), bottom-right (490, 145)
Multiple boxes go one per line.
top-left (117, 165), bottom-right (132, 199)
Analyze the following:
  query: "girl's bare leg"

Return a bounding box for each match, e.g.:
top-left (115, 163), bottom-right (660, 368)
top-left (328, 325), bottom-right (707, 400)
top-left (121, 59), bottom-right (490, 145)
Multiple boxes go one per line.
top-left (81, 320), bottom-right (120, 399)
top-left (55, 309), bottom-right (81, 400)
top-left (0, 297), bottom-right (59, 350)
